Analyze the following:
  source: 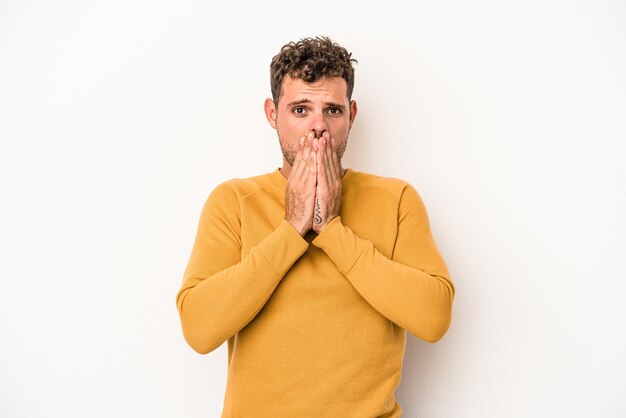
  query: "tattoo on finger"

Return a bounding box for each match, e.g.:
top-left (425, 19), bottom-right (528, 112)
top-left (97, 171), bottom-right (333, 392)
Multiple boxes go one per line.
top-left (314, 199), bottom-right (322, 224)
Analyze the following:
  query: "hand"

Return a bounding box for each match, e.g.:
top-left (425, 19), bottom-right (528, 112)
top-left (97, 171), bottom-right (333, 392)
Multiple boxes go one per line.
top-left (284, 131), bottom-right (318, 237)
top-left (312, 131), bottom-right (342, 234)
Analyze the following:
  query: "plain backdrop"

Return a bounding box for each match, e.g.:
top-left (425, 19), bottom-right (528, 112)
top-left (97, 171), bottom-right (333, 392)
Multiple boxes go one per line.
top-left (1, 1), bottom-right (625, 417)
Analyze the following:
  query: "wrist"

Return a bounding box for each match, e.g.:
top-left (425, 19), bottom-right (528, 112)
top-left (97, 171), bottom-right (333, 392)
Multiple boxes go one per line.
top-left (313, 216), bottom-right (334, 234)
top-left (286, 218), bottom-right (309, 237)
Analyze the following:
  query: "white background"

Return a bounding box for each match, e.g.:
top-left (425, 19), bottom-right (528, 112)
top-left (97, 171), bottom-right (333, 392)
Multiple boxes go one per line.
top-left (1, 1), bottom-right (625, 417)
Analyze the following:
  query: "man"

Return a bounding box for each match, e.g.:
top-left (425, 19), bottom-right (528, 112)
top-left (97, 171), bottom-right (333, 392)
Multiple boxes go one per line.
top-left (176, 36), bottom-right (455, 417)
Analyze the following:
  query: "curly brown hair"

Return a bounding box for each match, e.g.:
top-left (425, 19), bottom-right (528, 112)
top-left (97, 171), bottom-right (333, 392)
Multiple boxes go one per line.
top-left (270, 36), bottom-right (358, 105)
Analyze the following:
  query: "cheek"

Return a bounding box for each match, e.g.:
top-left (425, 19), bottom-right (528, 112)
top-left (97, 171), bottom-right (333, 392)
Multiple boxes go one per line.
top-left (331, 118), bottom-right (350, 132)
top-left (330, 125), bottom-right (348, 140)
top-left (277, 118), bottom-right (305, 135)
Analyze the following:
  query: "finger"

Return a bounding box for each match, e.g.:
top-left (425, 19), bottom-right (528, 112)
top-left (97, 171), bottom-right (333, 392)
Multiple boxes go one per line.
top-left (322, 135), bottom-right (335, 185)
top-left (314, 149), bottom-right (324, 225)
top-left (307, 147), bottom-right (317, 179)
top-left (322, 133), bottom-right (336, 185)
top-left (330, 136), bottom-right (341, 177)
top-left (306, 136), bottom-right (318, 179)
top-left (296, 131), bottom-right (315, 178)
top-left (317, 141), bottom-right (326, 184)
top-left (292, 135), bottom-right (306, 170)
top-left (320, 136), bottom-right (332, 186)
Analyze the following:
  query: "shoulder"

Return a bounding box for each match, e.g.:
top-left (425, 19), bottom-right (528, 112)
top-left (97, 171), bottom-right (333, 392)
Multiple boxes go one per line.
top-left (350, 169), bottom-right (428, 219)
top-left (205, 171), bottom-right (274, 204)
top-left (350, 169), bottom-right (417, 201)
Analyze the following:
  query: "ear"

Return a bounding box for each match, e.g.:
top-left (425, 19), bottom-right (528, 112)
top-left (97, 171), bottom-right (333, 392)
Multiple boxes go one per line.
top-left (349, 100), bottom-right (358, 127)
top-left (264, 98), bottom-right (278, 129)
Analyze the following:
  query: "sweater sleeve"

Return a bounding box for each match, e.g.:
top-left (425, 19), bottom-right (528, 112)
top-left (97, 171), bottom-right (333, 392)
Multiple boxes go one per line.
top-left (176, 182), bottom-right (309, 354)
top-left (311, 183), bottom-right (455, 343)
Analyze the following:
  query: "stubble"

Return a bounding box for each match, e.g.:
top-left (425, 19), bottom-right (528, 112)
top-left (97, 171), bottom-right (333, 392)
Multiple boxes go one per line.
top-left (278, 134), bottom-right (347, 168)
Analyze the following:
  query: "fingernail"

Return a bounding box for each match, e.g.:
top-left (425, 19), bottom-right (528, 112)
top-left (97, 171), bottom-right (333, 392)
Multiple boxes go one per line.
top-left (307, 131), bottom-right (314, 139)
top-left (300, 136), bottom-right (305, 145)
top-left (332, 137), bottom-right (335, 145)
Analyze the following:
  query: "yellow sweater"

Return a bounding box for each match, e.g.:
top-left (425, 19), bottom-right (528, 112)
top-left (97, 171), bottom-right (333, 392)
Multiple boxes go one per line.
top-left (176, 167), bottom-right (455, 418)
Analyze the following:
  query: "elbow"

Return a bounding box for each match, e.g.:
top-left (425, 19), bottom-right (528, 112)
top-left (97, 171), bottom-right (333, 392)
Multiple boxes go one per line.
top-left (412, 301), bottom-right (454, 344)
top-left (176, 291), bottom-right (224, 355)
top-left (420, 317), bottom-right (451, 343)
top-left (179, 314), bottom-right (224, 355)
top-left (184, 335), bottom-right (211, 355)
top-left (421, 276), bottom-right (455, 343)
top-left (183, 329), bottom-right (220, 355)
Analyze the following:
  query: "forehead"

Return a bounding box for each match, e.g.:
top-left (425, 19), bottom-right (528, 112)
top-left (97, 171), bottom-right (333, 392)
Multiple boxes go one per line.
top-left (280, 76), bottom-right (348, 105)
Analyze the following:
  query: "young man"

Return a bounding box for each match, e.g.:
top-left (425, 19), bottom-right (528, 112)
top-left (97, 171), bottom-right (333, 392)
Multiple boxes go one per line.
top-left (176, 36), bottom-right (455, 417)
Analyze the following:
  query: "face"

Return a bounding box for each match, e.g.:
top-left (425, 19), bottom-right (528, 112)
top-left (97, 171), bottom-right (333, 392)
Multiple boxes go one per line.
top-left (264, 75), bottom-right (358, 171)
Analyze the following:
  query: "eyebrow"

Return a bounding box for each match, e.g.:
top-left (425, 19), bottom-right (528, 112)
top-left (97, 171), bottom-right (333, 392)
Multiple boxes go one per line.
top-left (286, 98), bottom-right (346, 111)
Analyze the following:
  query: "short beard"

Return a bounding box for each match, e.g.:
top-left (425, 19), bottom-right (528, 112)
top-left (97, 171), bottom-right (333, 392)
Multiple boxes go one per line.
top-left (335, 137), bottom-right (347, 161)
top-left (278, 134), bottom-right (297, 167)
top-left (277, 131), bottom-right (348, 168)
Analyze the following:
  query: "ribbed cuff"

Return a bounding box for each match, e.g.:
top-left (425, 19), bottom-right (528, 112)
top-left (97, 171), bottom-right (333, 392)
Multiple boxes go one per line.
top-left (256, 219), bottom-right (310, 279)
top-left (311, 216), bottom-right (370, 275)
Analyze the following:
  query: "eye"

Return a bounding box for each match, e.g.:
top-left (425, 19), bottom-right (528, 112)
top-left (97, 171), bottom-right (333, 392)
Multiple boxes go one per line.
top-left (327, 107), bottom-right (342, 115)
top-left (292, 107), bottom-right (306, 115)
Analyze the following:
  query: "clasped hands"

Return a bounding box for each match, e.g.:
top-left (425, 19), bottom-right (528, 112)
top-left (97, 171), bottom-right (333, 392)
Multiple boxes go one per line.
top-left (285, 130), bottom-right (343, 237)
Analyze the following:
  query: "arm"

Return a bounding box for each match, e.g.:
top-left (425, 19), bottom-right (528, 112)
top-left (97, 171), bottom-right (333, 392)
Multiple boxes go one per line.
top-left (175, 182), bottom-right (309, 354)
top-left (311, 184), bottom-right (455, 343)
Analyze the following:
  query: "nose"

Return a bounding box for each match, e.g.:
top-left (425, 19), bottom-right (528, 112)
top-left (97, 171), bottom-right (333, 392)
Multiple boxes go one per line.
top-left (311, 129), bottom-right (326, 139)
top-left (309, 112), bottom-right (328, 139)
